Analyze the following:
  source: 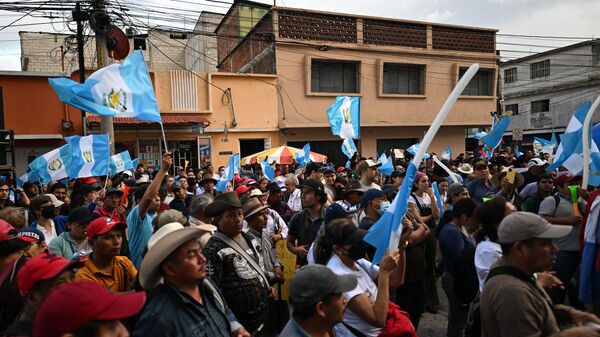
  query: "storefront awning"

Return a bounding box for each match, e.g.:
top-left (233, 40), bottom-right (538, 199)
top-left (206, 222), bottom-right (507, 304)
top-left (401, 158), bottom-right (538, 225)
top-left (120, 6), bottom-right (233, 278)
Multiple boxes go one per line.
top-left (86, 115), bottom-right (210, 126)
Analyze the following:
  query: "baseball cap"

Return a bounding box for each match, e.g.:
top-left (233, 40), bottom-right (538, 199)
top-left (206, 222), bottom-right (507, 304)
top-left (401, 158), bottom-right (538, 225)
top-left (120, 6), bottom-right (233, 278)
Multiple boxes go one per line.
top-left (498, 212), bottom-right (572, 244)
top-left (16, 252), bottom-right (83, 296)
top-left (528, 158), bottom-right (549, 168)
top-left (235, 185), bottom-right (251, 196)
top-left (33, 282), bottom-right (146, 337)
top-left (474, 160), bottom-right (488, 170)
top-left (15, 228), bottom-right (45, 243)
top-left (322, 166), bottom-right (336, 175)
top-left (357, 159), bottom-right (382, 175)
top-left (305, 161), bottom-right (325, 174)
top-left (243, 178), bottom-right (258, 186)
top-left (325, 201), bottom-right (357, 223)
top-left (86, 217), bottom-right (127, 239)
top-left (345, 181), bottom-right (368, 194)
top-left (554, 171), bottom-right (576, 186)
top-left (0, 219), bottom-right (15, 242)
top-left (337, 166), bottom-right (348, 174)
top-left (361, 188), bottom-right (385, 209)
top-left (44, 193), bottom-right (64, 208)
top-left (104, 187), bottom-right (124, 197)
top-left (298, 178), bottom-right (325, 194)
top-left (68, 207), bottom-right (93, 225)
top-left (266, 182), bottom-right (282, 194)
top-left (122, 170), bottom-right (133, 177)
top-left (289, 264), bottom-right (357, 310)
top-left (172, 182), bottom-right (184, 191)
top-left (447, 183), bottom-right (466, 198)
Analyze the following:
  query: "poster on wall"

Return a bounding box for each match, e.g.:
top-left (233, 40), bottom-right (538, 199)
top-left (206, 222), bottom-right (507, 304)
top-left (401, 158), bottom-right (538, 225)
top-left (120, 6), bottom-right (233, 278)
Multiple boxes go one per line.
top-left (138, 138), bottom-right (161, 171)
top-left (198, 137), bottom-right (212, 168)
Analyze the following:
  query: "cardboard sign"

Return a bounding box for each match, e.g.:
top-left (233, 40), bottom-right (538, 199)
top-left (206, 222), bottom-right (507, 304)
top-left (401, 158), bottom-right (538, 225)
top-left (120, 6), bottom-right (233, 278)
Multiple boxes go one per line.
top-left (275, 239), bottom-right (297, 300)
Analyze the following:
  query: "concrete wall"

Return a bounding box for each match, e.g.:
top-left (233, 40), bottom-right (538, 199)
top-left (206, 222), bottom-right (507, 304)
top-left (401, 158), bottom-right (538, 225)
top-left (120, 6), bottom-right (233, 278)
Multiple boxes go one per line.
top-left (19, 32), bottom-right (98, 73)
top-left (186, 12), bottom-right (223, 72)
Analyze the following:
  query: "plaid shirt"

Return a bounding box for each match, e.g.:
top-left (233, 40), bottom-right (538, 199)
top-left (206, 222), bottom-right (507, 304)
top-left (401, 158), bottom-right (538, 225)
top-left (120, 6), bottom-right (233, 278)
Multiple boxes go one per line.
top-left (203, 231), bottom-right (270, 333)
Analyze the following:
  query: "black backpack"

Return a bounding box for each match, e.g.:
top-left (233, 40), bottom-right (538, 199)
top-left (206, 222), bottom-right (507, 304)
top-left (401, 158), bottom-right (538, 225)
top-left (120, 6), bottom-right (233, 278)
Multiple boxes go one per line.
top-left (453, 244), bottom-right (478, 305)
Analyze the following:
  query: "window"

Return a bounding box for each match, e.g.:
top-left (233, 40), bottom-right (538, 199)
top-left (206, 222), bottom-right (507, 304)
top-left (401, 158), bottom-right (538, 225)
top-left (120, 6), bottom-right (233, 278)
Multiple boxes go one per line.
top-left (593, 43), bottom-right (600, 66)
top-left (504, 67), bottom-right (517, 84)
top-left (311, 60), bottom-right (360, 93)
top-left (459, 67), bottom-right (494, 96)
top-left (531, 99), bottom-right (550, 113)
top-left (505, 103), bottom-right (519, 115)
top-left (382, 63), bottom-right (425, 95)
top-left (530, 60), bottom-right (550, 79)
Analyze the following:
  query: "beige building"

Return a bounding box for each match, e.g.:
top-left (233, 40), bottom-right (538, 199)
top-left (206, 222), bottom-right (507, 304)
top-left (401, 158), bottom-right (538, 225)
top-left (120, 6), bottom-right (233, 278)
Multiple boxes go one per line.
top-left (216, 1), bottom-right (499, 164)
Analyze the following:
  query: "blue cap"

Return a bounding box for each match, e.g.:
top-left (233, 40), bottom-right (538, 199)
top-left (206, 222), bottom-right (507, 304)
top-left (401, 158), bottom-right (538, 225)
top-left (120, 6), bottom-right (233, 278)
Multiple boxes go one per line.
top-left (360, 188), bottom-right (385, 209)
top-left (16, 228), bottom-right (45, 243)
top-left (325, 201), bottom-right (357, 223)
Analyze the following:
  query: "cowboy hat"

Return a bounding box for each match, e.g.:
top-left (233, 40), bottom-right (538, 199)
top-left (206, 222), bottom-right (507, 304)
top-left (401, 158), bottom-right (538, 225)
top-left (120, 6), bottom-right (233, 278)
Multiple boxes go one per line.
top-left (242, 198), bottom-right (269, 219)
top-left (199, 173), bottom-right (218, 186)
top-left (138, 223), bottom-right (205, 289)
top-left (249, 189), bottom-right (269, 198)
top-left (457, 163), bottom-right (474, 174)
top-left (492, 168), bottom-right (525, 188)
top-left (204, 192), bottom-right (242, 217)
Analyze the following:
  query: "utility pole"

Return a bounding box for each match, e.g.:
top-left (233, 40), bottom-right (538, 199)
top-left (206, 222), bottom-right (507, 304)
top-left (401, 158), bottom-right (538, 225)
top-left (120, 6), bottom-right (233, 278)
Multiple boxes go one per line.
top-left (91, 0), bottom-right (115, 152)
top-left (73, 2), bottom-right (88, 136)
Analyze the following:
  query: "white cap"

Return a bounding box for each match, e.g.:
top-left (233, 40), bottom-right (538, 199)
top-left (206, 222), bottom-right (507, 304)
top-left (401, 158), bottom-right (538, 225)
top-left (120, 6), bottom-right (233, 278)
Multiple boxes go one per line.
top-left (528, 158), bottom-right (548, 168)
top-left (123, 170), bottom-right (133, 177)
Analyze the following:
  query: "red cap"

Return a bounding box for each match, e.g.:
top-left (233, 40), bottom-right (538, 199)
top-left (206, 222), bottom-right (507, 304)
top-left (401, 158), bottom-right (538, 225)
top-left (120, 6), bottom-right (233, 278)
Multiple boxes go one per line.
top-left (78, 177), bottom-right (97, 185)
top-left (0, 219), bottom-right (15, 242)
top-left (233, 176), bottom-right (243, 183)
top-left (554, 172), bottom-right (576, 186)
top-left (16, 252), bottom-right (84, 296)
top-left (86, 217), bottom-right (127, 239)
top-left (33, 282), bottom-right (146, 337)
top-left (337, 166), bottom-right (348, 174)
top-left (243, 178), bottom-right (257, 186)
top-left (235, 185), bottom-right (250, 196)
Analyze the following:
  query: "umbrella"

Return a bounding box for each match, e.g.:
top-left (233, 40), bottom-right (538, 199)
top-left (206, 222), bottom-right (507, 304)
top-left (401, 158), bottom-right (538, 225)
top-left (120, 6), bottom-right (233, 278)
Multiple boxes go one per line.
top-left (241, 145), bottom-right (327, 165)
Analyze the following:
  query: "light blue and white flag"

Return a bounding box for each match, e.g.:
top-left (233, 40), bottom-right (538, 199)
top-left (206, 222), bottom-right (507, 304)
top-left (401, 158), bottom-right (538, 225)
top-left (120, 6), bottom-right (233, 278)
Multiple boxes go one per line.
top-left (216, 154), bottom-right (238, 192)
top-left (295, 143), bottom-right (311, 168)
top-left (109, 151), bottom-right (134, 176)
top-left (406, 143), bottom-right (419, 156)
top-left (440, 146), bottom-right (452, 161)
top-left (432, 182), bottom-right (444, 220)
top-left (345, 160), bottom-right (352, 169)
top-left (66, 134), bottom-right (110, 179)
top-left (28, 144), bottom-right (72, 184)
top-left (132, 158), bottom-right (140, 170)
top-left (482, 114), bottom-right (511, 150)
top-left (364, 162), bottom-right (418, 264)
top-left (260, 158), bottom-right (275, 181)
top-left (548, 102), bottom-right (600, 186)
top-left (515, 148), bottom-right (524, 157)
top-left (533, 135), bottom-right (557, 155)
top-left (341, 138), bottom-right (357, 159)
top-left (327, 96), bottom-right (360, 139)
top-left (473, 131), bottom-right (487, 140)
top-left (579, 195), bottom-right (600, 304)
top-left (16, 171), bottom-right (30, 188)
top-left (49, 50), bottom-right (161, 123)
top-left (377, 153), bottom-right (394, 176)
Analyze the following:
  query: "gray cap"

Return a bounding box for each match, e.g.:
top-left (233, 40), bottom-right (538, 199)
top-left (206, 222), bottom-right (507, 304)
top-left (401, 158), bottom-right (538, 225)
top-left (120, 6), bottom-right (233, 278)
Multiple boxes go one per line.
top-left (290, 264), bottom-right (357, 310)
top-left (447, 183), bottom-right (466, 198)
top-left (189, 194), bottom-right (214, 215)
top-left (498, 212), bottom-right (572, 244)
top-left (151, 209), bottom-right (187, 232)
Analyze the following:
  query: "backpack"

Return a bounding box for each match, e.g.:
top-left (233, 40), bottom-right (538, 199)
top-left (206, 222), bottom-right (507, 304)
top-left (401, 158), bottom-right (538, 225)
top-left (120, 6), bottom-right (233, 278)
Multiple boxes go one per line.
top-left (525, 194), bottom-right (560, 215)
top-left (453, 244), bottom-right (478, 305)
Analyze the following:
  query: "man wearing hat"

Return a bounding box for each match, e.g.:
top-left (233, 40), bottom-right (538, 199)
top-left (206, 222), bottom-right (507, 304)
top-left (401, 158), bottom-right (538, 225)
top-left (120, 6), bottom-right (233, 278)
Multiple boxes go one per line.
top-left (323, 166), bottom-right (338, 202)
top-left (358, 188), bottom-right (388, 232)
top-left (480, 212), bottom-right (600, 337)
top-left (538, 172), bottom-right (586, 308)
top-left (47, 207), bottom-right (92, 260)
top-left (282, 264), bottom-right (357, 337)
top-left (199, 172), bottom-right (219, 197)
top-left (126, 152), bottom-right (172, 268)
top-left (305, 161), bottom-right (325, 181)
top-left (203, 192), bottom-right (271, 334)
top-left (287, 179), bottom-right (327, 266)
top-left (188, 195), bottom-right (216, 249)
top-left (93, 187), bottom-right (125, 221)
top-left (76, 217), bottom-right (136, 292)
top-left (357, 159), bottom-right (382, 190)
top-left (445, 183), bottom-right (470, 212)
top-left (168, 182), bottom-right (189, 217)
top-left (26, 194), bottom-right (66, 245)
top-left (3, 252), bottom-right (80, 336)
top-left (521, 157), bottom-right (549, 191)
top-left (134, 222), bottom-right (249, 337)
top-left (467, 160), bottom-right (494, 202)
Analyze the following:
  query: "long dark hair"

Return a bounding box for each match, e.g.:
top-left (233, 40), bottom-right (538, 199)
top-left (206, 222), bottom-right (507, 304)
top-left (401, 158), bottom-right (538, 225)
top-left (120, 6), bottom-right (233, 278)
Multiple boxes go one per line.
top-left (435, 198), bottom-right (477, 238)
top-left (474, 196), bottom-right (507, 243)
top-left (314, 219), bottom-right (355, 265)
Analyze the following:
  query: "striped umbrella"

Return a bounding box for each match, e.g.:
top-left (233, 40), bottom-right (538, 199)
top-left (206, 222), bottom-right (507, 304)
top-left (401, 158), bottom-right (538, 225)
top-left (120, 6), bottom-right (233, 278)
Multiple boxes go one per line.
top-left (241, 145), bottom-right (327, 165)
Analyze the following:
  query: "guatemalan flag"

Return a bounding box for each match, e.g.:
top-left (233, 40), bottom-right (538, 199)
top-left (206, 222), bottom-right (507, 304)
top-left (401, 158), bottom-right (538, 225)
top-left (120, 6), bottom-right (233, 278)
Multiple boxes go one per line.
top-left (327, 96), bottom-right (360, 139)
top-left (16, 171), bottom-right (31, 188)
top-left (548, 102), bottom-right (600, 186)
top-left (109, 151), bottom-right (134, 176)
top-left (579, 191), bottom-right (600, 304)
top-left (364, 161), bottom-right (419, 264)
top-left (341, 138), bottom-right (357, 159)
top-left (482, 114), bottom-right (512, 151)
top-left (295, 143), bottom-right (311, 168)
top-left (49, 50), bottom-right (161, 123)
top-left (216, 154), bottom-right (238, 192)
top-left (440, 146), bottom-right (452, 161)
top-left (28, 144), bottom-right (72, 184)
top-left (377, 153), bottom-right (394, 176)
top-left (533, 134), bottom-right (557, 155)
top-left (406, 143), bottom-right (419, 156)
top-left (66, 134), bottom-right (110, 179)
top-left (260, 158), bottom-right (275, 181)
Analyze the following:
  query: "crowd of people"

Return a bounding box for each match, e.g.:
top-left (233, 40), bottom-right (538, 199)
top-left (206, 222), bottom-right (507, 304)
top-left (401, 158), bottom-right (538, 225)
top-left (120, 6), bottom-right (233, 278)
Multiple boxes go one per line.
top-left (0, 147), bottom-right (599, 337)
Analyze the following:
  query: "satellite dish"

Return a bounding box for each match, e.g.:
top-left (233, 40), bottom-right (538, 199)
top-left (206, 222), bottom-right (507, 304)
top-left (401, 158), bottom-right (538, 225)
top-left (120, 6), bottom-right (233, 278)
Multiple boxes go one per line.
top-left (106, 25), bottom-right (130, 60)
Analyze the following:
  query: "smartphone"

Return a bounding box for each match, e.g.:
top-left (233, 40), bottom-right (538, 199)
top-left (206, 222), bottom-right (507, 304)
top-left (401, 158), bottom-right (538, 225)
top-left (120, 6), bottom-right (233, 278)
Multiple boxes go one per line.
top-left (506, 168), bottom-right (516, 184)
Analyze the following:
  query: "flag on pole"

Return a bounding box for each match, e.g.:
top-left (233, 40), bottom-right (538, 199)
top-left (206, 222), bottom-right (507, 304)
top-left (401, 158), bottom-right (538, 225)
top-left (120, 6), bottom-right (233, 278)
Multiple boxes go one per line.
top-left (533, 136), bottom-right (557, 155)
top-left (132, 158), bottom-right (140, 170)
top-left (326, 96), bottom-right (360, 139)
top-left (16, 171), bottom-right (30, 188)
top-left (49, 50), bottom-right (161, 123)
top-left (295, 143), bottom-right (311, 168)
top-left (473, 131), bottom-right (487, 140)
top-left (482, 114), bottom-right (512, 150)
top-left (377, 153), bottom-right (394, 176)
top-left (28, 144), bottom-right (72, 184)
top-left (440, 146), bottom-right (452, 161)
top-left (341, 138), bottom-right (357, 159)
top-left (432, 181), bottom-right (444, 220)
top-left (406, 143), bottom-right (419, 156)
top-left (65, 134), bottom-right (110, 179)
top-left (216, 154), bottom-right (238, 192)
top-left (260, 158), bottom-right (275, 181)
top-left (109, 151), bottom-right (134, 176)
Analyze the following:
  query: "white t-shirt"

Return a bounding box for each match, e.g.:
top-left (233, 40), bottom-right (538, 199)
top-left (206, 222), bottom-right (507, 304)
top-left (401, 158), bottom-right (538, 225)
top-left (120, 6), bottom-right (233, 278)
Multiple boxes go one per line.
top-left (474, 239), bottom-right (502, 292)
top-left (37, 220), bottom-right (57, 245)
top-left (327, 254), bottom-right (381, 337)
top-left (287, 188), bottom-right (302, 212)
top-left (408, 193), bottom-right (432, 208)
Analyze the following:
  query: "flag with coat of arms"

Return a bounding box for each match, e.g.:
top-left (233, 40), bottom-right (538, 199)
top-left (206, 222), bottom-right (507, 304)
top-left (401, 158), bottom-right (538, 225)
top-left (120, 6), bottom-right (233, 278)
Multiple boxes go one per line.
top-left (109, 151), bottom-right (134, 176)
top-left (28, 144), bottom-right (72, 184)
top-left (66, 134), bottom-right (110, 179)
top-left (326, 96), bottom-right (360, 139)
top-left (48, 50), bottom-right (161, 123)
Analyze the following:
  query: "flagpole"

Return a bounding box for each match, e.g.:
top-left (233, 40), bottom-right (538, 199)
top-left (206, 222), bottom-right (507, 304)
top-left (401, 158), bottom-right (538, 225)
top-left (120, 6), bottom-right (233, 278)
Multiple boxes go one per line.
top-left (581, 96), bottom-right (600, 189)
top-left (159, 122), bottom-right (168, 155)
top-left (432, 155), bottom-right (458, 183)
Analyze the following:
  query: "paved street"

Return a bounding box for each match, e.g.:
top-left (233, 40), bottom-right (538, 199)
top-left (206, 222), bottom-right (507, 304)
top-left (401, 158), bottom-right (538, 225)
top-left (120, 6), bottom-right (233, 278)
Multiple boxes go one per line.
top-left (417, 280), bottom-right (448, 337)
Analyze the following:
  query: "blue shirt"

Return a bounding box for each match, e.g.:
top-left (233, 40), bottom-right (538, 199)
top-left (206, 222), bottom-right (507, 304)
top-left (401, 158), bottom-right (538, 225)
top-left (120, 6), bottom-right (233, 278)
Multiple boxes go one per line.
top-left (126, 205), bottom-right (155, 268)
top-left (467, 179), bottom-right (493, 202)
top-left (133, 282), bottom-right (240, 337)
top-left (439, 223), bottom-right (475, 272)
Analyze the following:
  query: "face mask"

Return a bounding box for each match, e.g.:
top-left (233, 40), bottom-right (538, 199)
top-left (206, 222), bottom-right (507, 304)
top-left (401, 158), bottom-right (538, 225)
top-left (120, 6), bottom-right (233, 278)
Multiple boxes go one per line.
top-left (41, 206), bottom-right (55, 219)
top-left (347, 244), bottom-right (368, 261)
top-left (378, 201), bottom-right (391, 215)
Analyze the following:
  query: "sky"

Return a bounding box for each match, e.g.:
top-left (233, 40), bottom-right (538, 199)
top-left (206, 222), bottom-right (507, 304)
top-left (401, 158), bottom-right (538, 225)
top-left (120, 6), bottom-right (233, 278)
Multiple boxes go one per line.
top-left (0, 0), bottom-right (598, 71)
